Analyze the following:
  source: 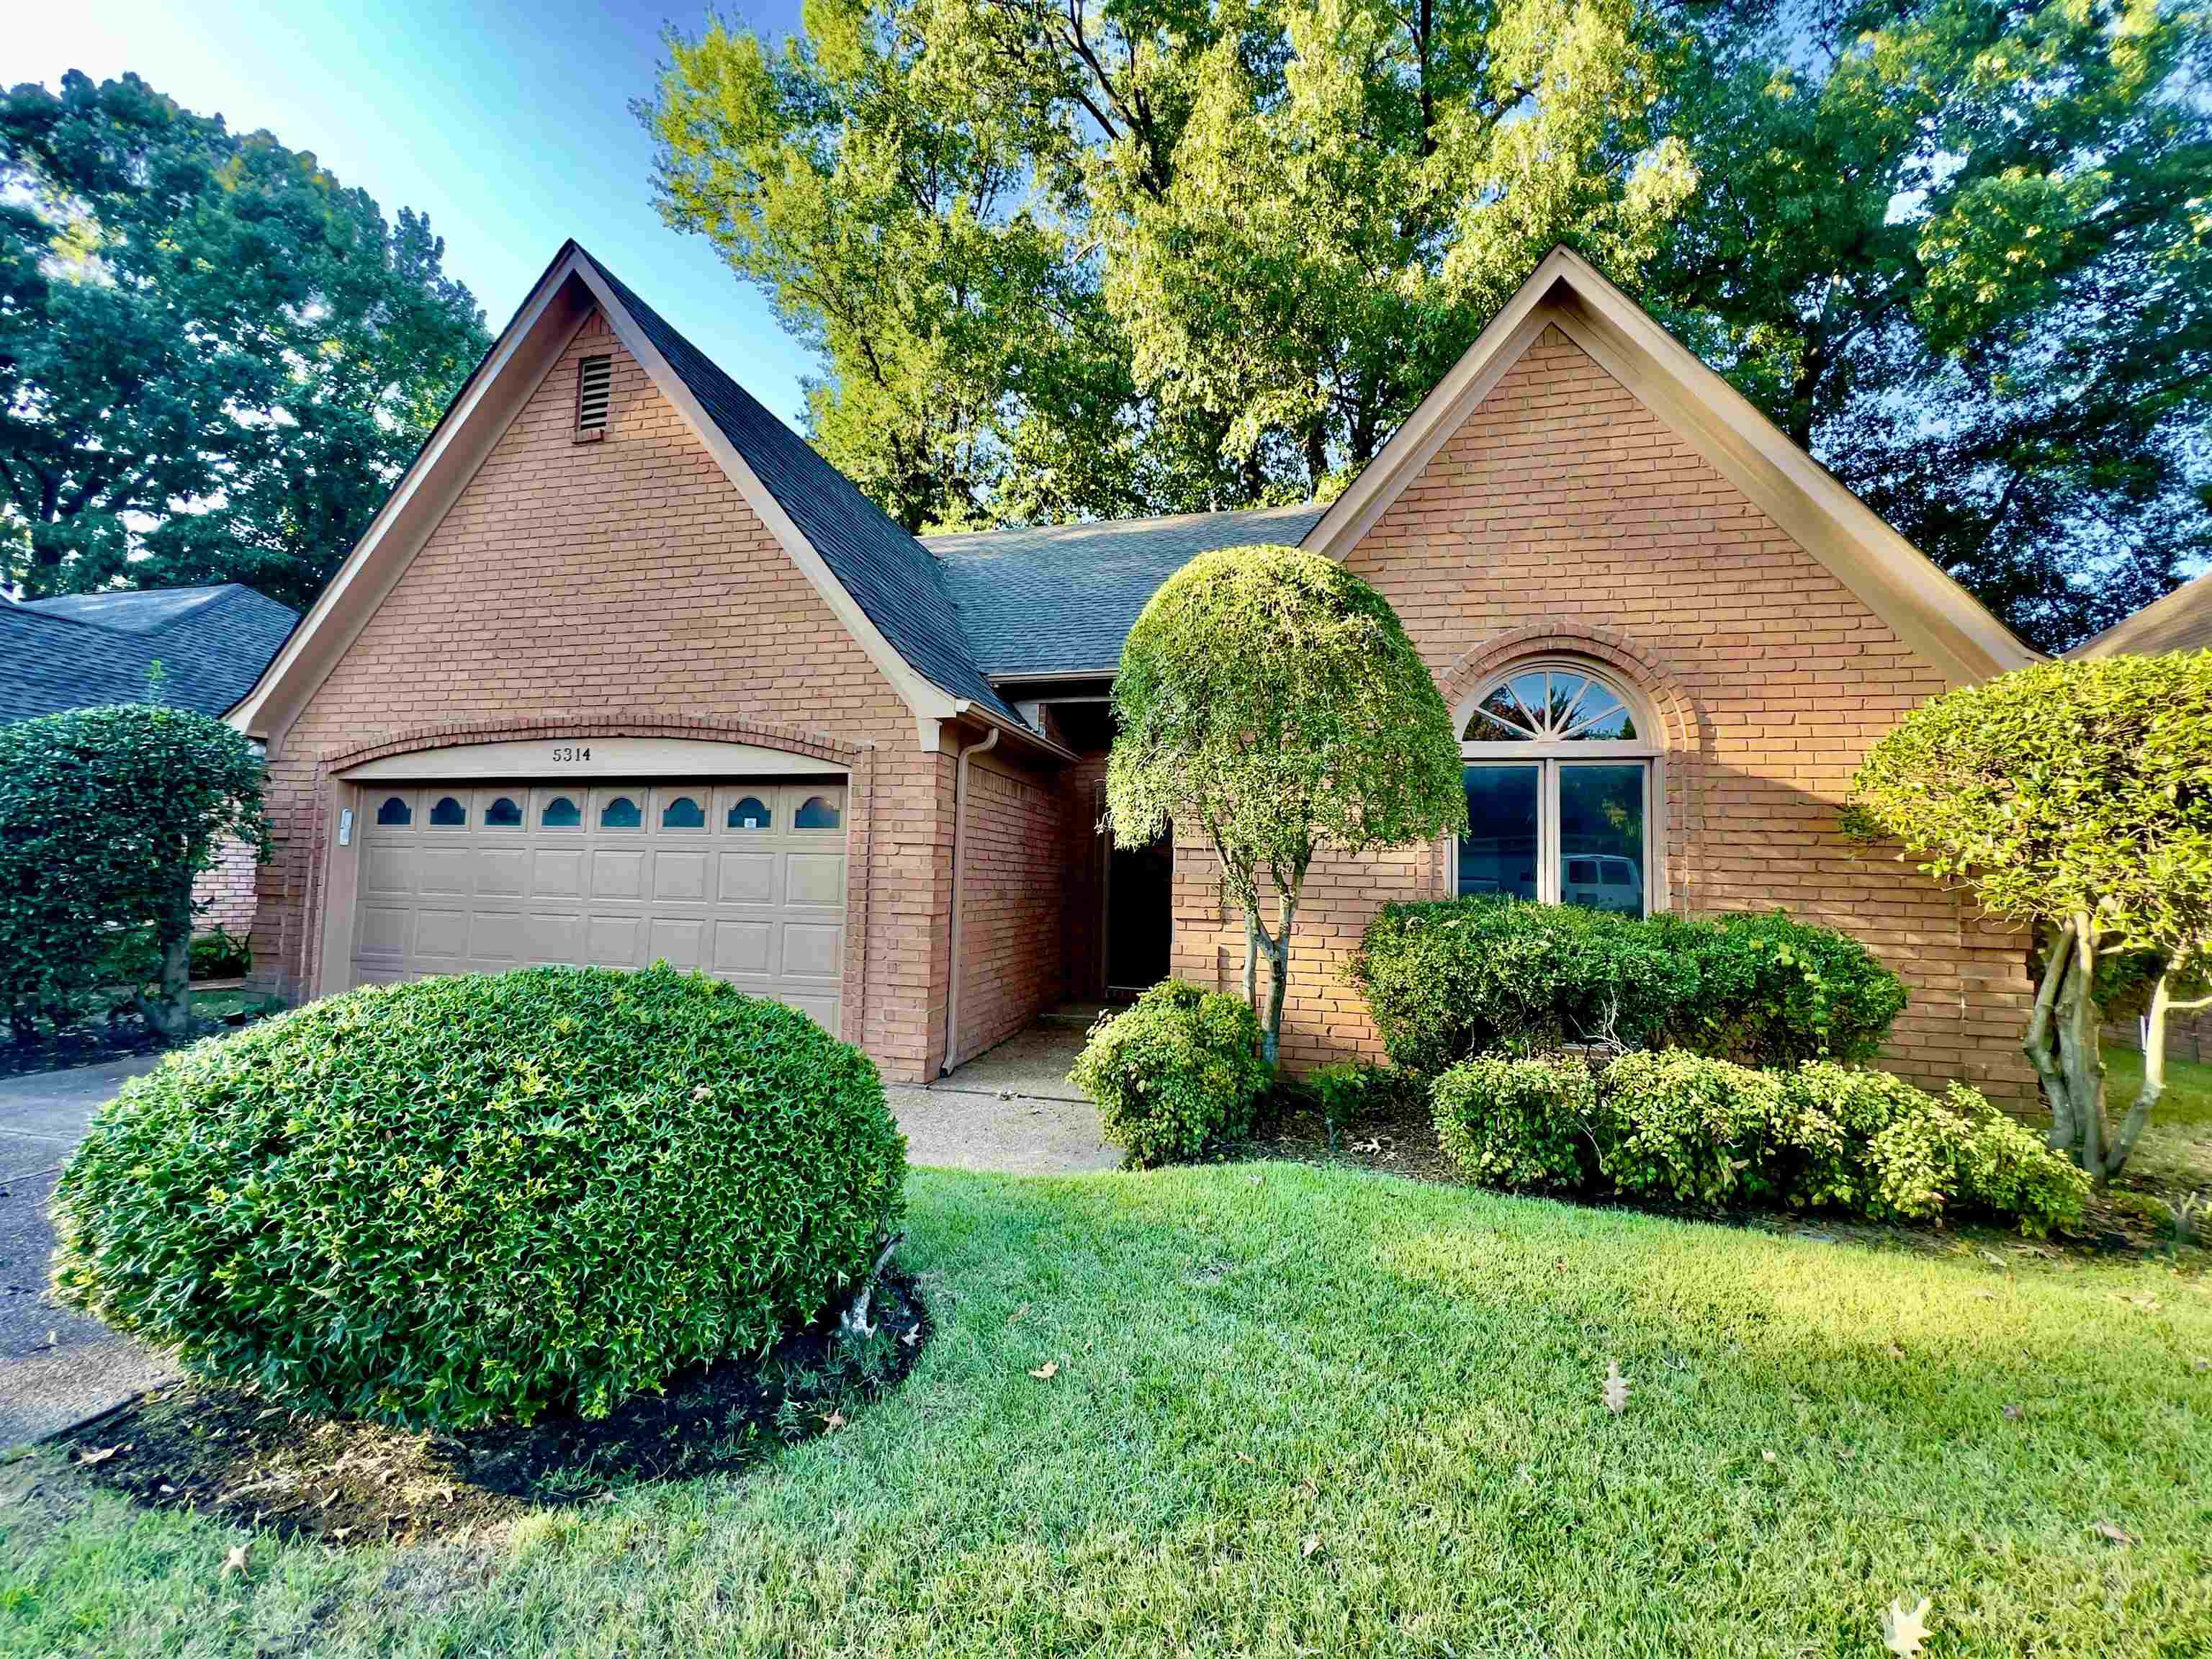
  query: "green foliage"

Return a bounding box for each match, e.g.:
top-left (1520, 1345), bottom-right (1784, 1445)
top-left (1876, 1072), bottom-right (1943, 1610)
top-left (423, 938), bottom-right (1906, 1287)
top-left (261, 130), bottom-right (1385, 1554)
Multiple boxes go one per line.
top-left (1, 72), bottom-right (489, 604)
top-left (1429, 1048), bottom-right (2089, 1234)
top-left (1652, 0), bottom-right (2212, 649)
top-left (1431, 1053), bottom-right (1595, 1191)
top-left (1306, 1061), bottom-right (1426, 1142)
top-left (51, 966), bottom-right (907, 1429)
top-left (643, 0), bottom-right (1690, 524)
top-left (1069, 981), bottom-right (1272, 1167)
top-left (188, 927), bottom-right (252, 982)
top-left (1848, 652), bottom-right (2212, 1177)
top-left (1647, 909), bottom-right (1910, 1066)
top-left (0, 705), bottom-right (266, 1039)
top-left (1108, 544), bottom-right (1463, 1064)
top-left (1348, 897), bottom-right (1905, 1074)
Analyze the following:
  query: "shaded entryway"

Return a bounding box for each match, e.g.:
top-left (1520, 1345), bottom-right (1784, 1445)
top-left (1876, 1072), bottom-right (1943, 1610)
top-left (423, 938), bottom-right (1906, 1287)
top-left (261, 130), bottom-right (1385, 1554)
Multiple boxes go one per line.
top-left (888, 1019), bottom-right (1117, 1175)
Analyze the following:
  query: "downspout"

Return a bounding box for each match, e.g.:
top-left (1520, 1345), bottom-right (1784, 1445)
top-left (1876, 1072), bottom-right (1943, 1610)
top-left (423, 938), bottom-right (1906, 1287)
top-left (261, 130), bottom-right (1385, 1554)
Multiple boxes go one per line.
top-left (941, 727), bottom-right (1001, 1075)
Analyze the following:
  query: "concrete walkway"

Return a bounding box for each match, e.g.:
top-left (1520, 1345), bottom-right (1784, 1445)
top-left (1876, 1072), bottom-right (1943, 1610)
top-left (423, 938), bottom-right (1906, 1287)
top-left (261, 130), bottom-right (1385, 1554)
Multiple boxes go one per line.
top-left (0, 1054), bottom-right (176, 1445)
top-left (890, 1022), bottom-right (1118, 1175)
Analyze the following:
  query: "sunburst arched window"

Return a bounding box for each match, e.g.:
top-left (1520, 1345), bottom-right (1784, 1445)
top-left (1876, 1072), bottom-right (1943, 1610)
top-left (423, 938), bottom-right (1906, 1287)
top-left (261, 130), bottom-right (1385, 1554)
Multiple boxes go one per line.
top-left (1457, 660), bottom-right (1655, 917)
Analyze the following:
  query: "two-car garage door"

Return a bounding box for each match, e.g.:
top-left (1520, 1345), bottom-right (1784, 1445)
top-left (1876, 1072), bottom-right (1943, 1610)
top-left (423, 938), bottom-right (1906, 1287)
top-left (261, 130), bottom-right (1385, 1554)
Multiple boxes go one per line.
top-left (350, 778), bottom-right (848, 1030)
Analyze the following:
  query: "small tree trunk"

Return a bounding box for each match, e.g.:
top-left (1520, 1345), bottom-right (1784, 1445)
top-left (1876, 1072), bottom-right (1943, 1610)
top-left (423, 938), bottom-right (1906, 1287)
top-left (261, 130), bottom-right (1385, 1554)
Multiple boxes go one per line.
top-left (1262, 891), bottom-right (1297, 1072)
top-left (1243, 911), bottom-right (1259, 1012)
top-left (2105, 972), bottom-right (2170, 1178)
top-left (135, 873), bottom-right (196, 1040)
top-left (2022, 922), bottom-right (2077, 1151)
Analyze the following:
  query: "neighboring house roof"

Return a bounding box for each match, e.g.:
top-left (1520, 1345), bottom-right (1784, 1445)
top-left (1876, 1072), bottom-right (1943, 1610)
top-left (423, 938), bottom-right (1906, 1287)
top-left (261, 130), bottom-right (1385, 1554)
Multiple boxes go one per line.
top-left (928, 503), bottom-right (1327, 678)
top-left (2068, 569), bottom-right (2212, 658)
top-left (1303, 246), bottom-right (2041, 688)
top-left (0, 584), bottom-right (300, 724)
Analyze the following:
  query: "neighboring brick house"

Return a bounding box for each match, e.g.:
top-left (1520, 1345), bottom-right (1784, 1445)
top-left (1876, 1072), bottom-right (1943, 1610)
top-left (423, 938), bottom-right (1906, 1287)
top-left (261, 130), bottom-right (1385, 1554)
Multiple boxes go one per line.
top-left (1, 583), bottom-right (298, 938)
top-left (226, 242), bottom-right (2044, 1095)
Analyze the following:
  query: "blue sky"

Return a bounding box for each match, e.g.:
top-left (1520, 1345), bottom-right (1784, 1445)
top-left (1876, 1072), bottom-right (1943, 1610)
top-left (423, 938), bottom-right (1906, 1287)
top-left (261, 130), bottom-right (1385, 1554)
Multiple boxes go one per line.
top-left (17, 0), bottom-right (819, 429)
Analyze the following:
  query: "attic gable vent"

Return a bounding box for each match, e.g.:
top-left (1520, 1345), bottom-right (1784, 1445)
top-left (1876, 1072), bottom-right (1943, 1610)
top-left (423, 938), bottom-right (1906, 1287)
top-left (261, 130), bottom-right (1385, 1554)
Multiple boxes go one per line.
top-left (575, 354), bottom-right (613, 441)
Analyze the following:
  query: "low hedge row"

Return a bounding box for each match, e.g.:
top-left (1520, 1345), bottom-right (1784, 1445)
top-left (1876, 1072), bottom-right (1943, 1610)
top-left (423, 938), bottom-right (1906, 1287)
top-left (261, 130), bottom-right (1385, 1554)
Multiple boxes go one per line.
top-left (1069, 981), bottom-right (1273, 1166)
top-left (1349, 897), bottom-right (1908, 1074)
top-left (1432, 1049), bottom-right (2087, 1234)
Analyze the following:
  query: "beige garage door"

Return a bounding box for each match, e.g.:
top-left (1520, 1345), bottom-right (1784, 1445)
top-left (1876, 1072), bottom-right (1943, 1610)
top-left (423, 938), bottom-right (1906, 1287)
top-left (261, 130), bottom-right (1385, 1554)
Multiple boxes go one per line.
top-left (351, 780), bottom-right (847, 1030)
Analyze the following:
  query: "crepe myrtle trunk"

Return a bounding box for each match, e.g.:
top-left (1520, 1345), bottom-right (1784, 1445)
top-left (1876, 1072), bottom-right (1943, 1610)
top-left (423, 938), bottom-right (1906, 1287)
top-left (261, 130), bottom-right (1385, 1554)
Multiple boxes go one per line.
top-left (2022, 914), bottom-right (2209, 1182)
top-left (1244, 877), bottom-right (1304, 1072)
top-left (135, 859), bottom-right (197, 1041)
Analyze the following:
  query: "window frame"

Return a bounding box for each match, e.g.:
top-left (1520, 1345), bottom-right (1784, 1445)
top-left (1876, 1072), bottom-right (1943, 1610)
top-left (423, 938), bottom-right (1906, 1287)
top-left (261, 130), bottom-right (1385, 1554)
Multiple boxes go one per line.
top-left (1455, 659), bottom-right (1663, 915)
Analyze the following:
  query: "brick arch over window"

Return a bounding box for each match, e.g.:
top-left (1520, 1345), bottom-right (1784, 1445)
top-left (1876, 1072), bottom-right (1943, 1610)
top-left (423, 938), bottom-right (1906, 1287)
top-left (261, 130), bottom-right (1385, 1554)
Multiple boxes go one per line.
top-left (287, 711), bottom-right (876, 1041)
top-left (1434, 625), bottom-right (1713, 910)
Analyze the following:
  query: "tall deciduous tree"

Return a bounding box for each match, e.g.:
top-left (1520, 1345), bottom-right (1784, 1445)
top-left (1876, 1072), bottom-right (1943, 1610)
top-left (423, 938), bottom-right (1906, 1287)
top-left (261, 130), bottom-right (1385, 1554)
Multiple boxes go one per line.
top-left (1650, 0), bottom-right (2212, 650)
top-left (1107, 544), bottom-right (1465, 1067)
top-left (0, 72), bottom-right (490, 607)
top-left (1847, 653), bottom-right (2212, 1182)
top-left (642, 0), bottom-right (1691, 527)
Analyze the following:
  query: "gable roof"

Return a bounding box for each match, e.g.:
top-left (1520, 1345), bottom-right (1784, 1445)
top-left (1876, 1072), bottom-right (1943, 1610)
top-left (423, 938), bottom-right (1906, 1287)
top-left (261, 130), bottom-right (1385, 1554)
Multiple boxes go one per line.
top-left (2069, 569), bottom-right (2212, 658)
top-left (1303, 246), bottom-right (2040, 688)
top-left (228, 242), bottom-right (1048, 753)
top-left (928, 502), bottom-right (1326, 678)
top-left (1, 584), bottom-right (299, 725)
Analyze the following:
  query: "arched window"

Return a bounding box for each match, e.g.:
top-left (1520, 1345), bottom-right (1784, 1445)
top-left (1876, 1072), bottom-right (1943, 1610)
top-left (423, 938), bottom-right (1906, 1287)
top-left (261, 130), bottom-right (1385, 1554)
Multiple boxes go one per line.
top-left (375, 795), bottom-right (411, 827)
top-left (1457, 660), bottom-right (1655, 917)
top-left (541, 796), bottom-right (583, 828)
top-left (727, 795), bottom-right (772, 830)
top-left (600, 795), bottom-right (642, 829)
top-left (429, 795), bottom-right (467, 827)
top-left (484, 796), bottom-right (523, 827)
top-left (794, 793), bottom-right (842, 830)
top-left (661, 795), bottom-right (706, 829)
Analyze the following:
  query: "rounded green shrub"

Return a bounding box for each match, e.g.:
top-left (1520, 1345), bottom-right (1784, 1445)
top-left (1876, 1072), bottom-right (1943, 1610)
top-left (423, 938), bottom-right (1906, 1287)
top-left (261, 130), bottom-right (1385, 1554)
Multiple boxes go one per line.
top-left (1070, 981), bottom-right (1272, 1166)
top-left (1431, 1053), bottom-right (1595, 1190)
top-left (1647, 910), bottom-right (1908, 1065)
top-left (52, 965), bottom-right (907, 1429)
top-left (1595, 1050), bottom-right (1789, 1208)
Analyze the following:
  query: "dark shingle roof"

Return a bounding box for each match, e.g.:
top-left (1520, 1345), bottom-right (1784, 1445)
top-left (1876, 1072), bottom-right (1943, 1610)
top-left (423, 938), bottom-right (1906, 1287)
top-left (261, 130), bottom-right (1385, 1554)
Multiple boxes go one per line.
top-left (577, 251), bottom-right (1025, 727)
top-left (1, 585), bottom-right (300, 724)
top-left (2070, 568), bottom-right (2212, 659)
top-left (926, 503), bottom-right (1327, 678)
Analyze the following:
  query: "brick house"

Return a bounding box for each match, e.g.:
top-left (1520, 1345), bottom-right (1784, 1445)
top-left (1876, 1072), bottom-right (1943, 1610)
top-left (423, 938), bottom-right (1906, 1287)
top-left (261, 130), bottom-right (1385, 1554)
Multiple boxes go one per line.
top-left (226, 242), bottom-right (2043, 1095)
top-left (3, 583), bottom-right (299, 938)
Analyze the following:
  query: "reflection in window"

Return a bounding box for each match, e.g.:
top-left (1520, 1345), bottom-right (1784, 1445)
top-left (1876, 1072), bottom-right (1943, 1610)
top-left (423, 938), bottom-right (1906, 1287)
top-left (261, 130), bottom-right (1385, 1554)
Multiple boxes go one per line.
top-left (1463, 667), bottom-right (1637, 743)
top-left (794, 794), bottom-right (842, 830)
top-left (1558, 763), bottom-right (1645, 915)
top-left (1458, 766), bottom-right (1539, 901)
top-left (727, 796), bottom-right (772, 830)
top-left (601, 795), bottom-right (642, 828)
top-left (661, 795), bottom-right (706, 829)
top-left (375, 796), bottom-right (412, 826)
top-left (541, 796), bottom-right (583, 828)
top-left (430, 795), bottom-right (467, 826)
top-left (485, 796), bottom-right (523, 827)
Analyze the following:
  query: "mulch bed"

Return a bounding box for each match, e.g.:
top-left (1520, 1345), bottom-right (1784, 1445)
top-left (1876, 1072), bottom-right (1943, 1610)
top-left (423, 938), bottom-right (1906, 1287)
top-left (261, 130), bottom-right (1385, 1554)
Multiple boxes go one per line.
top-left (1, 999), bottom-right (281, 1079)
top-left (48, 1270), bottom-right (930, 1546)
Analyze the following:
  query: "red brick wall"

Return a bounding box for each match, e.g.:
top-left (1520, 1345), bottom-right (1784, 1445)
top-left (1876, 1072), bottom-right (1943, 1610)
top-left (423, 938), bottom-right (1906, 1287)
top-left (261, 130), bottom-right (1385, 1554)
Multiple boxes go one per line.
top-left (247, 310), bottom-right (960, 1082)
top-left (192, 836), bottom-right (260, 940)
top-left (1169, 324), bottom-right (2038, 1102)
top-left (949, 751), bottom-right (1065, 1066)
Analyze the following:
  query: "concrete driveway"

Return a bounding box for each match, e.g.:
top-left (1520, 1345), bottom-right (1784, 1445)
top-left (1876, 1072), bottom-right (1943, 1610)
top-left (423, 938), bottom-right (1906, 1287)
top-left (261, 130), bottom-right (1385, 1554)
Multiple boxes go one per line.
top-left (0, 1054), bottom-right (175, 1445)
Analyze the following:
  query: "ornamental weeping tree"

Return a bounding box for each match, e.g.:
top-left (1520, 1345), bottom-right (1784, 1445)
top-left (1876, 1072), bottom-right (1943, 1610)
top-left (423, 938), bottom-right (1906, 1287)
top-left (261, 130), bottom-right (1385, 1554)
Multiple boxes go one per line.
top-left (1107, 545), bottom-right (1465, 1069)
top-left (1846, 654), bottom-right (2212, 1181)
top-left (0, 706), bottom-right (267, 1041)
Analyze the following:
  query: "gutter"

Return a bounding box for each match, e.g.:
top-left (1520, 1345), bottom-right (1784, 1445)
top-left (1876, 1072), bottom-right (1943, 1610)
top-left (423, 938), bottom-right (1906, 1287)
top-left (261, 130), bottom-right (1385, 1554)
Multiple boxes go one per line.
top-left (941, 726), bottom-right (1001, 1074)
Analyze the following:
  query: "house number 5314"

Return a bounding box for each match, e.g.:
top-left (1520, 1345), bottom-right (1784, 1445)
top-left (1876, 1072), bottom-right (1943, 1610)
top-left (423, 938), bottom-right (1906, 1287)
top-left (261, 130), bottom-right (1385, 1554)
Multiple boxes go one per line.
top-left (552, 745), bottom-right (592, 763)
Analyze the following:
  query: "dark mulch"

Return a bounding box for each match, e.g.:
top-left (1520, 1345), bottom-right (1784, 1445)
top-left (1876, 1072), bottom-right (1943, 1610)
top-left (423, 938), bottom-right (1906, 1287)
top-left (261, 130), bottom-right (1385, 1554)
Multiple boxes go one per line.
top-left (1, 999), bottom-right (282, 1079)
top-left (1247, 1096), bottom-right (1464, 1186)
top-left (51, 1270), bottom-right (930, 1546)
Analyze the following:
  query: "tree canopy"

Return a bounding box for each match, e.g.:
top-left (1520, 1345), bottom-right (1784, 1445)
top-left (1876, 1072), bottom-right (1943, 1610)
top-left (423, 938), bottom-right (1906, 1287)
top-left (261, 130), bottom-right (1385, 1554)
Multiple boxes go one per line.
top-left (0, 72), bottom-right (491, 607)
top-left (643, 0), bottom-right (2211, 648)
top-left (1847, 652), bottom-right (2212, 1179)
top-left (1107, 543), bottom-right (1465, 1064)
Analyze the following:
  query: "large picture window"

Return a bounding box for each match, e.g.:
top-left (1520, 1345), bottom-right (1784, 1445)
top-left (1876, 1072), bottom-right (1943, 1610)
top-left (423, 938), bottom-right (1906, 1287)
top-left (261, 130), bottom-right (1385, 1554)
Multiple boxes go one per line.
top-left (1458, 662), bottom-right (1655, 916)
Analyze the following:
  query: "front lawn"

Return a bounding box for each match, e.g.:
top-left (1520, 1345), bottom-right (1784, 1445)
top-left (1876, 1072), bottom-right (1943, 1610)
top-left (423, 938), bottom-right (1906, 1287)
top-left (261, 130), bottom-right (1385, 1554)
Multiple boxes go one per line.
top-left (5, 1164), bottom-right (2208, 1656)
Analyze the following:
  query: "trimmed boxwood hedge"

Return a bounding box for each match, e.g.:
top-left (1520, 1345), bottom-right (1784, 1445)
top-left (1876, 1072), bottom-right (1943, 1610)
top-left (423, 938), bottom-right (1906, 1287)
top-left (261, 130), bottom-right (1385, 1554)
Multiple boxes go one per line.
top-left (52, 966), bottom-right (907, 1429)
top-left (1429, 1048), bottom-right (2087, 1235)
top-left (1070, 981), bottom-right (1272, 1166)
top-left (1347, 896), bottom-right (1907, 1074)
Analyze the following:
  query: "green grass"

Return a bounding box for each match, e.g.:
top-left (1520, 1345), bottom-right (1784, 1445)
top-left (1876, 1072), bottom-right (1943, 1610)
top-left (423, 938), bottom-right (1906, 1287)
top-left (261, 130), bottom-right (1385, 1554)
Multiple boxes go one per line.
top-left (4, 1164), bottom-right (2208, 1657)
top-left (2103, 1048), bottom-right (2212, 1200)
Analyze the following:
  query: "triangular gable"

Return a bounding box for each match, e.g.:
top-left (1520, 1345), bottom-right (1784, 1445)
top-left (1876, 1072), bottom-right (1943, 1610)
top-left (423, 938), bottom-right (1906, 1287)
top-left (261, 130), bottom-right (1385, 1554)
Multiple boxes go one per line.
top-left (1303, 246), bottom-right (2040, 688)
top-left (228, 242), bottom-right (1050, 754)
